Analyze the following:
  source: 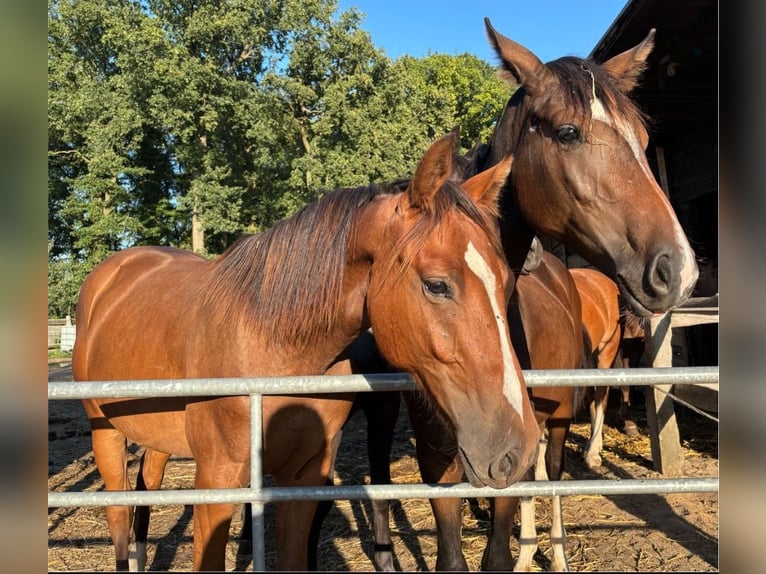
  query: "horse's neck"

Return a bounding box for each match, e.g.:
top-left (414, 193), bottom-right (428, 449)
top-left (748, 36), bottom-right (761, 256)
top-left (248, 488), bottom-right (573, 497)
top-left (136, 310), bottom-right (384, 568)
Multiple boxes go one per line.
top-left (482, 90), bottom-right (537, 275)
top-left (499, 203), bottom-right (537, 277)
top-left (205, 214), bottom-right (374, 374)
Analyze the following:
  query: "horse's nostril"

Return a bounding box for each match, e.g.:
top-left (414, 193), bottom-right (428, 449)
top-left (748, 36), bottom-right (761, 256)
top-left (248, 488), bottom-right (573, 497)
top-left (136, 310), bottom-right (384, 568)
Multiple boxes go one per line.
top-left (655, 255), bottom-right (671, 286)
top-left (490, 452), bottom-right (514, 481)
top-left (645, 252), bottom-right (673, 298)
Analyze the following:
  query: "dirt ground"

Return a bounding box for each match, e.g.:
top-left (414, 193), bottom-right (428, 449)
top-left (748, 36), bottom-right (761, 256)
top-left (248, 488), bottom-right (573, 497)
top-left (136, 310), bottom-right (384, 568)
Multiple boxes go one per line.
top-left (48, 361), bottom-right (718, 572)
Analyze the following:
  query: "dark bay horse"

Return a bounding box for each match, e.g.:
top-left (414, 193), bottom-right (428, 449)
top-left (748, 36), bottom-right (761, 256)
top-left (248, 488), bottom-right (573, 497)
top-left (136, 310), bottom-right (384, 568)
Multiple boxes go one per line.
top-left (72, 131), bottom-right (541, 571)
top-left (368, 18), bottom-right (700, 572)
top-left (480, 18), bottom-right (698, 310)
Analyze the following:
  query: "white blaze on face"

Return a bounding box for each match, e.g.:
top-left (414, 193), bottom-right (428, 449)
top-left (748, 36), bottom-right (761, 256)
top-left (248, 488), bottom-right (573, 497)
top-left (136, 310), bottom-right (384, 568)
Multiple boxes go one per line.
top-left (589, 97), bottom-right (651, 177)
top-left (464, 241), bottom-right (524, 419)
top-left (590, 97), bottom-right (698, 292)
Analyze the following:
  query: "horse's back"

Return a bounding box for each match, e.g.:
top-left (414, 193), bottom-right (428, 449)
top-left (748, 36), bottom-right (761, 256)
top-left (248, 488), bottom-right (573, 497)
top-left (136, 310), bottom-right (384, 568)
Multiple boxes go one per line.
top-left (73, 246), bottom-right (208, 382)
top-left (76, 246), bottom-right (204, 320)
top-left (569, 268), bottom-right (619, 312)
top-left (569, 268), bottom-right (621, 363)
top-left (514, 252), bottom-right (584, 371)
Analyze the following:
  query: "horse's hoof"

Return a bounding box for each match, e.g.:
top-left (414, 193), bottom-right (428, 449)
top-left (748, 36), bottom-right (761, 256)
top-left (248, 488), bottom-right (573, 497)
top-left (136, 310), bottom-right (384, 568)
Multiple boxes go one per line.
top-left (623, 422), bottom-right (640, 437)
top-left (480, 553), bottom-right (514, 571)
top-left (374, 551), bottom-right (396, 572)
top-left (128, 541), bottom-right (147, 571)
top-left (585, 453), bottom-right (602, 469)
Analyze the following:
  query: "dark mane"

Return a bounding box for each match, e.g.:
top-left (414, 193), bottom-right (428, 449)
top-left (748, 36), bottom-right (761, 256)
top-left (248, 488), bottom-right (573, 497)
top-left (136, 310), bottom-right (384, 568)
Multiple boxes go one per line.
top-left (541, 56), bottom-right (648, 136)
top-left (471, 55), bottom-right (649, 179)
top-left (206, 179), bottom-right (500, 348)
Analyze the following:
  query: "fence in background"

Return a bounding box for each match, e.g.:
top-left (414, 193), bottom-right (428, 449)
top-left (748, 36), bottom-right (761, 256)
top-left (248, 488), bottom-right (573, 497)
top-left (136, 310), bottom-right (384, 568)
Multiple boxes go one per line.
top-left (48, 317), bottom-right (76, 352)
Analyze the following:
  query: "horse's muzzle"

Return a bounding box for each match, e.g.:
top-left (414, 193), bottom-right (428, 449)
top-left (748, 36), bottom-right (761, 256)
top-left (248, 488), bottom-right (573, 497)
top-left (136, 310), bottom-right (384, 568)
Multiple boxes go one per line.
top-left (460, 440), bottom-right (536, 489)
top-left (618, 247), bottom-right (699, 316)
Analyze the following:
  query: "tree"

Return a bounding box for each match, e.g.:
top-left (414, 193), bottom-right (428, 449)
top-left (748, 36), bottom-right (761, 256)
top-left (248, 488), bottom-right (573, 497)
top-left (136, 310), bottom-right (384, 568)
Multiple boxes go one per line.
top-left (48, 0), bottom-right (151, 264)
top-left (48, 0), bottom-right (513, 315)
top-left (395, 53), bottom-right (512, 148)
top-left (264, 31), bottom-right (512, 201)
top-left (48, 0), bottom-right (355, 258)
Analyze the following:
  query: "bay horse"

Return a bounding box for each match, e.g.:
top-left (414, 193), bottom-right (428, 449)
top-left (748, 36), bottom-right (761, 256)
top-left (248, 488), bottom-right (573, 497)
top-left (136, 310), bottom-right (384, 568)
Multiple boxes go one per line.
top-left (570, 268), bottom-right (643, 469)
top-left (367, 18), bottom-right (700, 572)
top-left (71, 130), bottom-right (542, 571)
top-left (581, 261), bottom-right (718, 469)
top-left (423, 238), bottom-right (586, 572)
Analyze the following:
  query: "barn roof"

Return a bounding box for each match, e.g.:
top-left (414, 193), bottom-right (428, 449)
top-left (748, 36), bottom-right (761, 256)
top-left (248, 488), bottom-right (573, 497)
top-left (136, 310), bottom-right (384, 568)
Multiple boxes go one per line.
top-left (589, 0), bottom-right (717, 143)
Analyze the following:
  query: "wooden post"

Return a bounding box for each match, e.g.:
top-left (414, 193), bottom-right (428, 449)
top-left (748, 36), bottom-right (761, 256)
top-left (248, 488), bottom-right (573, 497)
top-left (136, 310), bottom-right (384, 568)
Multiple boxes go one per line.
top-left (644, 313), bottom-right (685, 476)
top-left (643, 302), bottom-right (719, 476)
top-left (666, 306), bottom-right (720, 413)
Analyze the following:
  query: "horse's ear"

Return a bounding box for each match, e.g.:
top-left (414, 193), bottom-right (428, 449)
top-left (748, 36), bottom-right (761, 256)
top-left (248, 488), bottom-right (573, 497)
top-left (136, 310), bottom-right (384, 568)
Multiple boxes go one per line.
top-left (520, 236), bottom-right (543, 274)
top-left (600, 28), bottom-right (655, 94)
top-left (409, 128), bottom-right (459, 210)
top-left (461, 154), bottom-right (513, 216)
top-left (484, 17), bottom-right (553, 96)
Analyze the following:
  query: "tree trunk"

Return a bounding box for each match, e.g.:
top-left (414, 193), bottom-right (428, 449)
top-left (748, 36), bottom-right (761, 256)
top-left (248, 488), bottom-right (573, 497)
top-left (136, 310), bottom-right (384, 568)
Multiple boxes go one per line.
top-left (299, 123), bottom-right (312, 189)
top-left (192, 209), bottom-right (204, 254)
top-left (192, 133), bottom-right (208, 254)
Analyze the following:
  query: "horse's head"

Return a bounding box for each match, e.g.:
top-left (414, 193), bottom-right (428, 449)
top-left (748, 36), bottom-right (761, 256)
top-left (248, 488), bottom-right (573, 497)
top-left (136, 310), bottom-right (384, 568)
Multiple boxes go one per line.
top-left (484, 18), bottom-right (698, 316)
top-left (356, 130), bottom-right (538, 488)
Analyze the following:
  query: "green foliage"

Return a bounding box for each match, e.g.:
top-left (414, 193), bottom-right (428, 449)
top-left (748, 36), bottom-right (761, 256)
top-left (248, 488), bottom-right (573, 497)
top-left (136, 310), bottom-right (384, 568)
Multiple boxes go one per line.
top-left (47, 255), bottom-right (90, 318)
top-left (49, 348), bottom-right (73, 360)
top-left (48, 0), bottom-right (513, 311)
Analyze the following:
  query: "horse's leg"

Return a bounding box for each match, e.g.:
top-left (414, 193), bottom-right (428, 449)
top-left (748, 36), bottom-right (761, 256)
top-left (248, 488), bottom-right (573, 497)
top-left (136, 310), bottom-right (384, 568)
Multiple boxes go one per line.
top-left (544, 418), bottom-right (570, 572)
top-left (619, 339), bottom-right (644, 436)
top-left (428, 465), bottom-right (468, 572)
top-left (191, 446), bottom-right (251, 572)
top-left (619, 385), bottom-right (639, 436)
top-left (513, 431), bottom-right (546, 572)
top-left (95, 428), bottom-right (133, 571)
top-left (131, 448), bottom-right (171, 571)
top-left (273, 426), bottom-right (344, 572)
top-left (239, 503), bottom-right (252, 540)
top-left (343, 330), bottom-right (400, 570)
top-left (481, 495), bottom-right (520, 571)
top-left (586, 330), bottom-right (621, 469)
top-left (584, 386), bottom-right (607, 469)
top-left (362, 391), bottom-right (401, 571)
top-left (193, 474), bottom-right (242, 571)
top-left (406, 395), bottom-right (468, 571)
top-left (82, 402), bottom-right (133, 571)
top-left (549, 494), bottom-right (568, 571)
top-left (306, 476), bottom-right (335, 571)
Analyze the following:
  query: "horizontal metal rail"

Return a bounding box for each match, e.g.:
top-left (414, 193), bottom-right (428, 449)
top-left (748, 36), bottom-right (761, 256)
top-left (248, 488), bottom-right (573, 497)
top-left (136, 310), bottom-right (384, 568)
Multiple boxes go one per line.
top-left (47, 366), bottom-right (719, 399)
top-left (48, 477), bottom-right (719, 508)
top-left (48, 365), bottom-right (719, 571)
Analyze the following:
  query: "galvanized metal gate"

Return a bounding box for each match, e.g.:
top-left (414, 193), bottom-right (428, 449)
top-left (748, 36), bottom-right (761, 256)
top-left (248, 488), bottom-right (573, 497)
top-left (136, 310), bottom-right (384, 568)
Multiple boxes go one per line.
top-left (48, 366), bottom-right (719, 571)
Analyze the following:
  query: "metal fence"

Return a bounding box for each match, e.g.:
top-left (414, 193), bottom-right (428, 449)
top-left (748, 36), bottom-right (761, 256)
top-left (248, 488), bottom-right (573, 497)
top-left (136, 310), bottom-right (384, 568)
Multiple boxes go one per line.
top-left (48, 366), bottom-right (719, 571)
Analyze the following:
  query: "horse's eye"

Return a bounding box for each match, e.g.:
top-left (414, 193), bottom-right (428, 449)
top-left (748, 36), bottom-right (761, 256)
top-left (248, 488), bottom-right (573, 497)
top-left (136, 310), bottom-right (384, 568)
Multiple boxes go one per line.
top-left (423, 279), bottom-right (452, 298)
top-left (556, 125), bottom-right (580, 144)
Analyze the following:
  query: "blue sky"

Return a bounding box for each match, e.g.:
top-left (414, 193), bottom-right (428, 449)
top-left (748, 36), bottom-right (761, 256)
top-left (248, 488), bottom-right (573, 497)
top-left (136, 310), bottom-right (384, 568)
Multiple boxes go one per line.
top-left (336, 1), bottom-right (629, 64)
